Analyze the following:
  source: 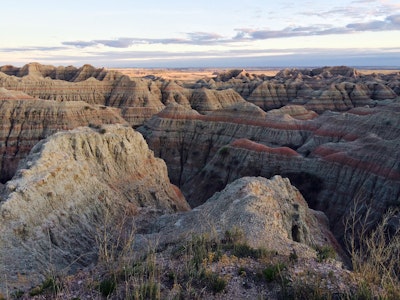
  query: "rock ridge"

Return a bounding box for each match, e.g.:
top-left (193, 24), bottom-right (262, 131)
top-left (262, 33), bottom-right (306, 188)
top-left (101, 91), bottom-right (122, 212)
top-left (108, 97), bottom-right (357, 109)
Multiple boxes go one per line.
top-left (0, 124), bottom-right (189, 291)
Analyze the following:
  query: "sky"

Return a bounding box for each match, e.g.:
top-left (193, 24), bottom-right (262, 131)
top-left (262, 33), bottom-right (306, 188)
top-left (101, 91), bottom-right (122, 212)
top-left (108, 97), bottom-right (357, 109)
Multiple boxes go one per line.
top-left (1, 0), bottom-right (400, 68)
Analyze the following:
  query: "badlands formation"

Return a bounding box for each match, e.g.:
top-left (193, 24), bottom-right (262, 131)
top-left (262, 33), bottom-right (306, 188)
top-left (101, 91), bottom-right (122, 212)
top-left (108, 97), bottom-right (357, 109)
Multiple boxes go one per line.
top-left (0, 63), bottom-right (399, 298)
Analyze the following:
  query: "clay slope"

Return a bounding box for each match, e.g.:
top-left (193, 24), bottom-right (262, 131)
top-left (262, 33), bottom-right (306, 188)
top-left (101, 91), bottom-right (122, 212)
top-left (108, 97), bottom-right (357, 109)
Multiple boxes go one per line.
top-left (0, 89), bottom-right (127, 183)
top-left (210, 66), bottom-right (400, 112)
top-left (139, 101), bottom-right (400, 241)
top-left (0, 62), bottom-right (118, 82)
top-left (0, 124), bottom-right (189, 292)
top-left (0, 64), bottom-right (165, 126)
top-left (0, 63), bottom-right (249, 127)
top-left (138, 102), bottom-right (317, 186)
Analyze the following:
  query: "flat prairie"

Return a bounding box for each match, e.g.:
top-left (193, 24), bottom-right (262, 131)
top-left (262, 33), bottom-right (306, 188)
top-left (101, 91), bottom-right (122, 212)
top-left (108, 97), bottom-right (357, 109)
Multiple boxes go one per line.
top-left (110, 67), bottom-right (399, 81)
top-left (109, 68), bottom-right (280, 81)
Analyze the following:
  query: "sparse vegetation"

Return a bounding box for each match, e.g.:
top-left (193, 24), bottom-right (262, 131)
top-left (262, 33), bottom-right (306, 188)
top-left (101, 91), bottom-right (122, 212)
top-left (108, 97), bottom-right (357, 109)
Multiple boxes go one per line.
top-left (262, 263), bottom-right (286, 282)
top-left (204, 271), bottom-right (227, 293)
top-left (98, 277), bottom-right (116, 297)
top-left (29, 275), bottom-right (61, 296)
top-left (13, 201), bottom-right (399, 299)
top-left (218, 146), bottom-right (230, 156)
top-left (344, 196), bottom-right (400, 299)
top-left (316, 245), bottom-right (336, 262)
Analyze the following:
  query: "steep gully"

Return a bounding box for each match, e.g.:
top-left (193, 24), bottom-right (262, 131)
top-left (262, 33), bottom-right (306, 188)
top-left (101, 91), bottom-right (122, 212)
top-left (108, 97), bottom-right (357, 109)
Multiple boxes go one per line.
top-left (1, 64), bottom-right (400, 242)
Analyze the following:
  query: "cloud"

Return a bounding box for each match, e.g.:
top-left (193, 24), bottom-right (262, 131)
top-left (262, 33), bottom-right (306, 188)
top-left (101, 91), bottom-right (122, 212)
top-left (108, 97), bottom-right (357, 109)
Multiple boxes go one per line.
top-left (302, 0), bottom-right (400, 20)
top-left (62, 32), bottom-right (225, 49)
top-left (234, 14), bottom-right (400, 41)
top-left (62, 41), bottom-right (98, 48)
top-left (60, 13), bottom-right (400, 50)
top-left (186, 32), bottom-right (223, 42)
top-left (0, 46), bottom-right (67, 52)
top-left (2, 45), bottom-right (399, 68)
top-left (347, 14), bottom-right (400, 31)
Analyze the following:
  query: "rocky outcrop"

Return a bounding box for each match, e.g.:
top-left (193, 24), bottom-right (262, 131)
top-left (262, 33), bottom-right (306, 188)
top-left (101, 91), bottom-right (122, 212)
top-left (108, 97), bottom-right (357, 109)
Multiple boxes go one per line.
top-left (206, 66), bottom-right (400, 113)
top-left (0, 64), bottom-right (164, 127)
top-left (137, 176), bottom-right (340, 259)
top-left (1, 64), bottom-right (399, 297)
top-left (182, 130), bottom-right (400, 240)
top-left (138, 103), bottom-right (316, 186)
top-left (3, 64), bottom-right (398, 129)
top-left (139, 101), bottom-right (400, 242)
top-left (0, 62), bottom-right (119, 82)
top-left (0, 125), bottom-right (189, 292)
top-left (0, 64), bottom-right (252, 127)
top-left (189, 88), bottom-right (246, 114)
top-left (0, 90), bottom-right (127, 182)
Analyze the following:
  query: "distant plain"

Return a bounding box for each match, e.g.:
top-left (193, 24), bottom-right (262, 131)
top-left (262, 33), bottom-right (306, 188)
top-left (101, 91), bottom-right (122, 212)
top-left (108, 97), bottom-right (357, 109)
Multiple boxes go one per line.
top-left (111, 67), bottom-right (400, 81)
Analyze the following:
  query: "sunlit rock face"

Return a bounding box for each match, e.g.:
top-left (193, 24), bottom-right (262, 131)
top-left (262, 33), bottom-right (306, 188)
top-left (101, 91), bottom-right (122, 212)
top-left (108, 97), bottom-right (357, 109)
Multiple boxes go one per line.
top-left (209, 66), bottom-right (399, 112)
top-left (0, 124), bottom-right (189, 291)
top-left (0, 88), bottom-right (127, 183)
top-left (139, 176), bottom-right (340, 258)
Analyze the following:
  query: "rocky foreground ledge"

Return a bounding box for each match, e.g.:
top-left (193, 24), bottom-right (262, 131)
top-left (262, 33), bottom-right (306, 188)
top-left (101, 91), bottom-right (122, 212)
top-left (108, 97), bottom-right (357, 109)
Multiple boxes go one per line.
top-left (0, 124), bottom-right (353, 299)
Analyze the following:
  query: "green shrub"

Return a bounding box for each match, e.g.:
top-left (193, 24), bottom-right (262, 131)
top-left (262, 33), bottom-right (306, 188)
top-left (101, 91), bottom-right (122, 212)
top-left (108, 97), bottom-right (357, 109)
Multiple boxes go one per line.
top-left (99, 277), bottom-right (116, 297)
top-left (204, 272), bottom-right (227, 294)
top-left (238, 267), bottom-right (247, 277)
top-left (29, 276), bottom-right (61, 296)
top-left (218, 146), bottom-right (229, 156)
top-left (316, 245), bottom-right (336, 262)
top-left (263, 263), bottom-right (286, 282)
top-left (231, 243), bottom-right (268, 259)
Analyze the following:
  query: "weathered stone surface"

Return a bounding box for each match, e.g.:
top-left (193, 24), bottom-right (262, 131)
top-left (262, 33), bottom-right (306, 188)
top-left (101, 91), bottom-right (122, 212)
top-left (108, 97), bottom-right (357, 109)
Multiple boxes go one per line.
top-left (139, 100), bottom-right (400, 243)
top-left (189, 87), bottom-right (246, 113)
top-left (205, 66), bottom-right (400, 112)
top-left (138, 176), bottom-right (340, 258)
top-left (182, 132), bottom-right (400, 240)
top-left (0, 125), bottom-right (189, 292)
top-left (0, 90), bottom-right (127, 182)
top-left (138, 103), bottom-right (315, 186)
top-left (0, 64), bottom-right (164, 127)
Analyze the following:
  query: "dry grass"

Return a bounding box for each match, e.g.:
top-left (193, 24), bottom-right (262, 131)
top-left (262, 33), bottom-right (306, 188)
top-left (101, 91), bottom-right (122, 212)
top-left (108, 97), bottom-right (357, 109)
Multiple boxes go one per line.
top-left (357, 69), bottom-right (400, 75)
top-left (344, 194), bottom-right (400, 299)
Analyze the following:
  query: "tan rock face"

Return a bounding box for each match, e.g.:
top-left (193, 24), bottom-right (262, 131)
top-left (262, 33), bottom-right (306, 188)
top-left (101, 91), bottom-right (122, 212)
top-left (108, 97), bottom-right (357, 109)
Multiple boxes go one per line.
top-left (0, 65), bottom-right (164, 127)
top-left (0, 91), bottom-right (127, 182)
top-left (139, 176), bottom-right (339, 258)
top-left (209, 66), bottom-right (399, 112)
top-left (0, 125), bottom-right (189, 291)
top-left (0, 63), bottom-right (249, 128)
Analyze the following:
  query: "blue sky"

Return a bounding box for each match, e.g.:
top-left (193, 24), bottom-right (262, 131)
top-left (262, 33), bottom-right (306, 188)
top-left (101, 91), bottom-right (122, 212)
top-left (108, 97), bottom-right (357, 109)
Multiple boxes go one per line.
top-left (1, 0), bottom-right (400, 67)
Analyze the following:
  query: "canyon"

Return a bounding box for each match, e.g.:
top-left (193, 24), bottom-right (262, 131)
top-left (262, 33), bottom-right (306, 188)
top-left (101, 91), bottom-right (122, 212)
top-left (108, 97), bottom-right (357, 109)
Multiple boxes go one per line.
top-left (0, 63), bottom-right (399, 298)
